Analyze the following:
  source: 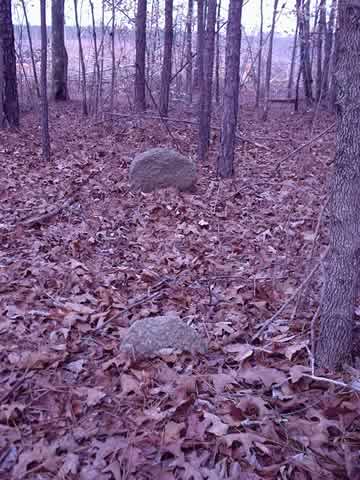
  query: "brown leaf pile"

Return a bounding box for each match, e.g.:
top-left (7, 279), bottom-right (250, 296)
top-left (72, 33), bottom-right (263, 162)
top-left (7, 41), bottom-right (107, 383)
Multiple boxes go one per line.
top-left (0, 101), bottom-right (359, 479)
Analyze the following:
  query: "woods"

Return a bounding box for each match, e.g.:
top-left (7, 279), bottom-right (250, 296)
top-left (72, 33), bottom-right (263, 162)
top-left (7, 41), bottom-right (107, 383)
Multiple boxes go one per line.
top-left (1, 0), bottom-right (360, 477)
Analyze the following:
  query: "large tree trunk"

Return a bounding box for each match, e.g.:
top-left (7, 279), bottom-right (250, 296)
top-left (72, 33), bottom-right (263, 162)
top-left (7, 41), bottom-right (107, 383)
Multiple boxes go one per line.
top-left (217, 0), bottom-right (243, 178)
top-left (316, 0), bottom-right (360, 370)
top-left (185, 0), bottom-right (193, 103)
top-left (51, 0), bottom-right (68, 100)
top-left (135, 0), bottom-right (147, 112)
top-left (262, 0), bottom-right (279, 121)
top-left (197, 0), bottom-right (217, 162)
top-left (0, 0), bottom-right (19, 128)
top-left (159, 0), bottom-right (173, 116)
top-left (40, 0), bottom-right (50, 161)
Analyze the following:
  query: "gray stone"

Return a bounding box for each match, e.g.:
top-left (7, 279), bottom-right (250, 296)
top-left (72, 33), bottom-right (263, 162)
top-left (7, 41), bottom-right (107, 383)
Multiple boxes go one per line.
top-left (120, 315), bottom-right (207, 360)
top-left (129, 148), bottom-right (197, 193)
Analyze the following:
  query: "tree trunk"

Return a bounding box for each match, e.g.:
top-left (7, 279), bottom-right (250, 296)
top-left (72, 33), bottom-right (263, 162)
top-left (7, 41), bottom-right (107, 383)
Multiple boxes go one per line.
top-left (262, 0), bottom-right (279, 121)
top-left (316, 0), bottom-right (360, 370)
top-left (217, 0), bottom-right (243, 178)
top-left (110, 0), bottom-right (116, 111)
top-left (186, 0), bottom-right (193, 103)
top-left (40, 0), bottom-right (51, 161)
top-left (255, 0), bottom-right (264, 107)
top-left (322, 0), bottom-right (337, 99)
top-left (288, 18), bottom-right (298, 99)
top-left (197, 0), bottom-right (217, 162)
top-left (74, 0), bottom-right (88, 115)
top-left (0, 0), bottom-right (19, 128)
top-left (159, 0), bottom-right (173, 116)
top-left (316, 0), bottom-right (326, 100)
top-left (89, 0), bottom-right (100, 114)
top-left (51, 0), bottom-right (68, 100)
top-left (298, 0), bottom-right (313, 104)
top-left (215, 0), bottom-right (221, 105)
top-left (20, 0), bottom-right (40, 98)
top-left (135, 0), bottom-right (147, 112)
top-left (193, 0), bottom-right (205, 91)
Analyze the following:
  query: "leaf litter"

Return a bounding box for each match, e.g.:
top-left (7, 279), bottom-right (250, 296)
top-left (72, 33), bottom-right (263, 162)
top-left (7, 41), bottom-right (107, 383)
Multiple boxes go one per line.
top-left (0, 101), bottom-right (358, 479)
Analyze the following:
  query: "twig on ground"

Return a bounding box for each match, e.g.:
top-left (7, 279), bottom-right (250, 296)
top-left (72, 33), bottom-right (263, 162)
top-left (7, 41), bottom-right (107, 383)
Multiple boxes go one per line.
top-left (96, 290), bottom-right (164, 331)
top-left (105, 112), bottom-right (271, 150)
top-left (252, 261), bottom-right (322, 342)
top-left (275, 122), bottom-right (336, 172)
top-left (310, 305), bottom-right (321, 375)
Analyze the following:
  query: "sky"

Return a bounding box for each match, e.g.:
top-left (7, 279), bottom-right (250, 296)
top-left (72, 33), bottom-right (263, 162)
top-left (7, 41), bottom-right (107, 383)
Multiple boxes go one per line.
top-left (15, 0), bottom-right (297, 35)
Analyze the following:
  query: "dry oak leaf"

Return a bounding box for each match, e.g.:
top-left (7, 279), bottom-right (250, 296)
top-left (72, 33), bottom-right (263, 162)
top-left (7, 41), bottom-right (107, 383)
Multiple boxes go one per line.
top-left (203, 412), bottom-right (229, 436)
top-left (8, 349), bottom-right (62, 370)
top-left (237, 366), bottom-right (287, 388)
top-left (75, 387), bottom-right (106, 407)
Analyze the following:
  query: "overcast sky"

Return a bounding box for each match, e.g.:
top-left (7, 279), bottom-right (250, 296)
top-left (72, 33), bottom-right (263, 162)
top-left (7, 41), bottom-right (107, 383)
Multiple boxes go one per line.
top-left (16, 0), bottom-right (297, 35)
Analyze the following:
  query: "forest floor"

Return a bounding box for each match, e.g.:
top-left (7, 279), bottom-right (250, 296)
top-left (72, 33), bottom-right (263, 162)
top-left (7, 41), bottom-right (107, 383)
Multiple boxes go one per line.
top-left (0, 100), bottom-right (358, 480)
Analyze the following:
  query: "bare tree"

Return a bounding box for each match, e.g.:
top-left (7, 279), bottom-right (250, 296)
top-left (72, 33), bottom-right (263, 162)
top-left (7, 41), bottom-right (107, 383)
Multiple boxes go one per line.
top-left (193, 0), bottom-right (205, 92)
top-left (298, 0), bottom-right (313, 104)
top-left (0, 0), bottom-right (19, 128)
top-left (256, 0), bottom-right (264, 107)
top-left (316, 0), bottom-right (360, 369)
top-left (185, 0), bottom-right (193, 102)
top-left (215, 0), bottom-right (222, 105)
top-left (40, 0), bottom-right (50, 161)
top-left (198, 0), bottom-right (217, 162)
top-left (51, 0), bottom-right (68, 100)
top-left (89, 0), bottom-right (101, 114)
top-left (217, 0), bottom-right (243, 177)
top-left (316, 0), bottom-right (326, 100)
top-left (287, 16), bottom-right (298, 99)
top-left (135, 0), bottom-right (147, 112)
top-left (322, 0), bottom-right (337, 99)
top-left (74, 0), bottom-right (88, 115)
top-left (159, 0), bottom-right (174, 116)
top-left (110, 0), bottom-right (116, 111)
top-left (20, 0), bottom-right (40, 98)
top-left (262, 0), bottom-right (279, 121)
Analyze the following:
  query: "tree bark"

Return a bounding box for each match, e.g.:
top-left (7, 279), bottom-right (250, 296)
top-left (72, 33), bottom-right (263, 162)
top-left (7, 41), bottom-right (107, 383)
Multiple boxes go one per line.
top-left (262, 0), bottom-right (279, 121)
top-left (197, 0), bottom-right (217, 162)
top-left (186, 0), bottom-right (193, 103)
top-left (316, 0), bottom-right (360, 370)
top-left (159, 0), bottom-right (173, 116)
top-left (51, 0), bottom-right (68, 100)
top-left (40, 0), bottom-right (51, 161)
top-left (74, 0), bottom-right (88, 115)
top-left (217, 0), bottom-right (243, 178)
top-left (135, 0), bottom-right (147, 112)
top-left (0, 0), bottom-right (19, 128)
top-left (255, 0), bottom-right (264, 107)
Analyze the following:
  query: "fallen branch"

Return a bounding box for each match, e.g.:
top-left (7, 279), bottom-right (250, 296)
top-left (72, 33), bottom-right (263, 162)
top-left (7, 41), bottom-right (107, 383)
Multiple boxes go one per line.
top-left (252, 260), bottom-right (322, 342)
top-left (275, 122), bottom-right (336, 172)
top-left (104, 112), bottom-right (271, 151)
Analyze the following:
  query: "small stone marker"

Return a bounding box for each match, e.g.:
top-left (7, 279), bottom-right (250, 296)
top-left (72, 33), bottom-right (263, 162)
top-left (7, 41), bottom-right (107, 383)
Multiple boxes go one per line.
top-left (120, 315), bottom-right (207, 360)
top-left (129, 147), bottom-right (197, 193)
